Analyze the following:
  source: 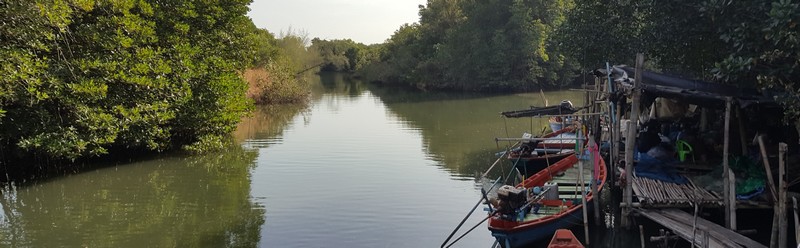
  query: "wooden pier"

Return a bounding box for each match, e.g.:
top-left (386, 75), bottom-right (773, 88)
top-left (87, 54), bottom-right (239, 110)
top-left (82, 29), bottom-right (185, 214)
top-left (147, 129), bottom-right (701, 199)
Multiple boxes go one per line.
top-left (636, 208), bottom-right (766, 248)
top-left (599, 54), bottom-right (793, 247)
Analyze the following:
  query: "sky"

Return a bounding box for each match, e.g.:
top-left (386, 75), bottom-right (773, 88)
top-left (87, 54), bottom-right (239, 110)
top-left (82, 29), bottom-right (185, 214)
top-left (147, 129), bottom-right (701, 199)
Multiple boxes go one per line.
top-left (247, 0), bottom-right (427, 45)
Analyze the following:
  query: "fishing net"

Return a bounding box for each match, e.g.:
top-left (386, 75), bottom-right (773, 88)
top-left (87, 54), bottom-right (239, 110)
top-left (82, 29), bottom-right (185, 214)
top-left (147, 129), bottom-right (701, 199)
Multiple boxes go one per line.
top-left (691, 156), bottom-right (766, 198)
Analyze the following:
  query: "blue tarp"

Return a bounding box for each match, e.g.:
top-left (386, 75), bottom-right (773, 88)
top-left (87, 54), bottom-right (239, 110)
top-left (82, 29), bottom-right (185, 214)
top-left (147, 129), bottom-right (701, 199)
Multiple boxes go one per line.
top-left (634, 151), bottom-right (688, 184)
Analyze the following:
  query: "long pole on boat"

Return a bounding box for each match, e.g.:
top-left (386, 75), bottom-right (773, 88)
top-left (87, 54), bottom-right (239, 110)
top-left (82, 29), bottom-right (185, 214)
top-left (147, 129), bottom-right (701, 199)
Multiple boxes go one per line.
top-left (441, 177), bottom-right (502, 248)
top-left (482, 142), bottom-right (520, 178)
top-left (444, 213), bottom-right (495, 248)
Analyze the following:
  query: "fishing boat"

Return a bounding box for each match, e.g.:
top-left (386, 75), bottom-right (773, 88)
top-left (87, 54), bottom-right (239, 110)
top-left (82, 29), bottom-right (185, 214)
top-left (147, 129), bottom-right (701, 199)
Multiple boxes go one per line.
top-left (506, 126), bottom-right (581, 177)
top-left (547, 229), bottom-right (584, 248)
top-left (487, 153), bottom-right (607, 248)
top-left (548, 116), bottom-right (572, 132)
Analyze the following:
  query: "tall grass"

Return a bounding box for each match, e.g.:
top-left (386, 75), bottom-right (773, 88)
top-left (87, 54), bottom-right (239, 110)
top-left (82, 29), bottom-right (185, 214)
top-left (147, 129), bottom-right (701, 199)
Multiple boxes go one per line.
top-left (243, 61), bottom-right (309, 105)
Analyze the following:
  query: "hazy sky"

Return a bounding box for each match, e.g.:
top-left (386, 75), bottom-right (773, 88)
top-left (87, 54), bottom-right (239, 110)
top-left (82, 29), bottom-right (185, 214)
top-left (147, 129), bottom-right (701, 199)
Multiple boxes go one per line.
top-left (247, 0), bottom-right (426, 45)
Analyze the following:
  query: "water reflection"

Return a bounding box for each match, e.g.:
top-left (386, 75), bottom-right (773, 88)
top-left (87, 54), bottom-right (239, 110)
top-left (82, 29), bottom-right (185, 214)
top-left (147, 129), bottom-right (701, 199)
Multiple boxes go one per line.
top-left (368, 84), bottom-right (586, 178)
top-left (0, 144), bottom-right (263, 247)
top-left (310, 72), bottom-right (367, 99)
top-left (234, 104), bottom-right (310, 149)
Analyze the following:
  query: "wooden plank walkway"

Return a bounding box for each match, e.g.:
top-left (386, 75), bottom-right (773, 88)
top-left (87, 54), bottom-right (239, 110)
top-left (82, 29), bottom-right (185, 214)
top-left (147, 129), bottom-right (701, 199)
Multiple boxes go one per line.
top-left (636, 208), bottom-right (766, 248)
top-left (631, 176), bottom-right (722, 206)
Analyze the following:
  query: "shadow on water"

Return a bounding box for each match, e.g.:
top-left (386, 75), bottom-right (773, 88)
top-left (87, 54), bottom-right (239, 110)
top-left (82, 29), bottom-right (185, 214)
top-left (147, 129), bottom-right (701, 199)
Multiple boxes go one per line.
top-left (234, 103), bottom-right (310, 147)
top-left (310, 72), bottom-right (368, 99)
top-left (368, 82), bottom-right (587, 178)
top-left (0, 97), bottom-right (310, 247)
top-left (0, 143), bottom-right (265, 247)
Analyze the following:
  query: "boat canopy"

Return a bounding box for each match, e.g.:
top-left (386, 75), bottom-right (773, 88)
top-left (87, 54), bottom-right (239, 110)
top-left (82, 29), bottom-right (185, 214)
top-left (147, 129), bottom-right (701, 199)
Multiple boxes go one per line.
top-left (600, 65), bottom-right (778, 109)
top-left (501, 100), bottom-right (577, 118)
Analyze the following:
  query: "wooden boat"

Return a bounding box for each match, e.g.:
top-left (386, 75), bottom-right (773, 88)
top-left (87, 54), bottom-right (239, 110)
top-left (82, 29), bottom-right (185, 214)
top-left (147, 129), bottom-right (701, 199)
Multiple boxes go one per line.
top-left (549, 117), bottom-right (568, 132)
top-left (488, 153), bottom-right (607, 248)
top-left (508, 151), bottom-right (574, 177)
top-left (547, 229), bottom-right (584, 248)
top-left (506, 126), bottom-right (581, 177)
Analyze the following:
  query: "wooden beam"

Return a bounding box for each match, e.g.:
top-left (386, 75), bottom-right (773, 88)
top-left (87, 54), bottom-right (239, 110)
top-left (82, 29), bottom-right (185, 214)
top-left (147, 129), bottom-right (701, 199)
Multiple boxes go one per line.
top-left (659, 209), bottom-right (766, 248)
top-left (758, 135), bottom-right (778, 202)
top-left (779, 143), bottom-right (788, 248)
top-left (728, 168), bottom-right (737, 231)
top-left (578, 128), bottom-right (590, 244)
top-left (623, 53), bottom-right (644, 228)
top-left (793, 196), bottom-right (798, 246)
top-left (723, 97), bottom-right (732, 229)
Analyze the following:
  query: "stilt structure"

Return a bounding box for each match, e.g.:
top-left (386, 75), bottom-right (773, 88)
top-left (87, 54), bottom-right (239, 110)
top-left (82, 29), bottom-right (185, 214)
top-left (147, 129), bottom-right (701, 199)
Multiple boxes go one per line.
top-left (622, 53), bottom-right (644, 228)
top-left (596, 56), bottom-right (781, 247)
top-left (723, 97), bottom-right (733, 230)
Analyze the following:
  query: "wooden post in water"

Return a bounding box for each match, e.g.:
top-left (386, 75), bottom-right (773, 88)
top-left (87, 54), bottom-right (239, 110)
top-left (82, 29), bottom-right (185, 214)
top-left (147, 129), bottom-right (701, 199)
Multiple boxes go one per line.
top-left (622, 53), bottom-right (644, 228)
top-left (723, 97), bottom-right (733, 229)
top-left (606, 62), bottom-right (619, 188)
top-left (793, 196), bottom-right (799, 246)
top-left (761, 135), bottom-right (781, 248)
top-left (590, 134), bottom-right (601, 225)
top-left (779, 143), bottom-right (788, 248)
top-left (590, 79), bottom-right (602, 228)
top-left (578, 127), bottom-right (590, 245)
top-left (639, 225), bottom-right (646, 248)
top-left (757, 135), bottom-right (778, 202)
top-left (728, 168), bottom-right (737, 231)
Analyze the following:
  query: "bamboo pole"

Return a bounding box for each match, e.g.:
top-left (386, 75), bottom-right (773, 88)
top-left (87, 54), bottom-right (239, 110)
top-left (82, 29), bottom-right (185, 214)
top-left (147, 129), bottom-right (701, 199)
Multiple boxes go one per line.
top-left (622, 53), bottom-right (644, 228)
top-left (578, 128), bottom-right (590, 245)
top-left (723, 97), bottom-right (732, 229)
top-left (757, 135), bottom-right (778, 202)
top-left (779, 143), bottom-right (787, 248)
top-left (607, 62), bottom-right (619, 188)
top-left (640, 225), bottom-right (646, 248)
top-left (728, 168), bottom-right (737, 231)
top-left (481, 142), bottom-right (520, 178)
top-left (793, 196), bottom-right (798, 246)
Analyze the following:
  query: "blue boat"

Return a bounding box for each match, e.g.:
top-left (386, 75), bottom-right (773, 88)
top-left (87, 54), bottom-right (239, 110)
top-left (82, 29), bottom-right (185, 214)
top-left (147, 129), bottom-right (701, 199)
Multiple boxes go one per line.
top-left (487, 153), bottom-right (607, 248)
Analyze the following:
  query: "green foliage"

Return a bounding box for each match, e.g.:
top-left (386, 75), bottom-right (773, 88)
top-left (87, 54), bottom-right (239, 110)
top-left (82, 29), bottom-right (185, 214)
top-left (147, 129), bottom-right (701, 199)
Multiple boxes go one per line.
top-left (707, 0), bottom-right (800, 120)
top-left (310, 38), bottom-right (379, 72)
top-left (0, 0), bottom-right (255, 160)
top-left (251, 28), bottom-right (280, 68)
top-left (557, 0), bottom-right (800, 121)
top-left (274, 29), bottom-right (322, 73)
top-left (245, 28), bottom-right (315, 105)
top-left (362, 0), bottom-right (576, 91)
top-left (554, 0), bottom-right (646, 69)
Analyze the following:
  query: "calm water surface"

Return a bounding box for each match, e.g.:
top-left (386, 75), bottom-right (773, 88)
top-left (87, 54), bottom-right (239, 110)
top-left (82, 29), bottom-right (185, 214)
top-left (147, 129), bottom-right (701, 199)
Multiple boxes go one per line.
top-left (1, 73), bottom-right (639, 247)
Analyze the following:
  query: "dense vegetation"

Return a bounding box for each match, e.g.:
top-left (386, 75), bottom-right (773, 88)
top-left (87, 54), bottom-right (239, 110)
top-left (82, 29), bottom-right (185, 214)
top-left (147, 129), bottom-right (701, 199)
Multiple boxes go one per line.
top-left (359, 0), bottom-right (576, 91)
top-left (310, 38), bottom-right (380, 73)
top-left (3, 0), bottom-right (798, 166)
top-left (0, 0), bottom-right (313, 164)
top-left (558, 0), bottom-right (800, 119)
top-left (247, 29), bottom-right (318, 105)
top-left (363, 0), bottom-right (800, 118)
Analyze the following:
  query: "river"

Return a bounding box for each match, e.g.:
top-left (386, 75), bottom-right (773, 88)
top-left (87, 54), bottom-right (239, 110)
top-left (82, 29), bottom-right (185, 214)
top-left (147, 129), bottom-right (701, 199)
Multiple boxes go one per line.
top-left (0, 73), bottom-right (638, 247)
